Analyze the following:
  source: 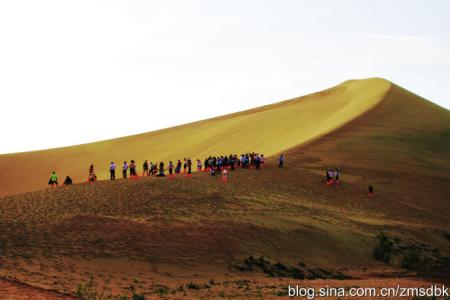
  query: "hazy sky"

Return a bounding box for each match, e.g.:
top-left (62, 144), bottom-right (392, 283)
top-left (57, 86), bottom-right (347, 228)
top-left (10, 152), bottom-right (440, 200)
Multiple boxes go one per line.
top-left (1, 0), bottom-right (449, 154)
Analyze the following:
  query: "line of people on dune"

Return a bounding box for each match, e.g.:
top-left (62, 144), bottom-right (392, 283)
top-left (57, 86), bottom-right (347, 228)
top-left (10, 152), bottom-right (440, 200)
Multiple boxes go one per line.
top-left (47, 153), bottom-right (375, 197)
top-left (107, 153), bottom-right (273, 180)
top-left (48, 153), bottom-right (285, 185)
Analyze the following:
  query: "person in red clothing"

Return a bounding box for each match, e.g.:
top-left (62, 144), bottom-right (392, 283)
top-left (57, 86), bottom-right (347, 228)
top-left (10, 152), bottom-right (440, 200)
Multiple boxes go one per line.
top-left (197, 159), bottom-right (202, 173)
top-left (368, 185), bottom-right (374, 198)
top-left (88, 164), bottom-right (97, 182)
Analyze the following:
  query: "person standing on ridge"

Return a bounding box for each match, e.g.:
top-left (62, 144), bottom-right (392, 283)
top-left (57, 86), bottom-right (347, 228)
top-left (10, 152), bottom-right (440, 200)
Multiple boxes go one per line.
top-left (88, 164), bottom-right (97, 182)
top-left (197, 159), bottom-right (202, 173)
top-left (129, 160), bottom-right (137, 177)
top-left (48, 171), bottom-right (58, 187)
top-left (187, 158), bottom-right (192, 174)
top-left (151, 162), bottom-right (157, 176)
top-left (175, 160), bottom-right (182, 174)
top-left (149, 162), bottom-right (154, 176)
top-left (230, 155), bottom-right (235, 171)
top-left (143, 160), bottom-right (149, 176)
top-left (168, 161), bottom-right (174, 175)
top-left (278, 154), bottom-right (284, 168)
top-left (157, 161), bottom-right (165, 177)
top-left (123, 161), bottom-right (128, 179)
top-left (110, 162), bottom-right (116, 180)
top-left (183, 158), bottom-right (187, 173)
top-left (255, 155), bottom-right (261, 169)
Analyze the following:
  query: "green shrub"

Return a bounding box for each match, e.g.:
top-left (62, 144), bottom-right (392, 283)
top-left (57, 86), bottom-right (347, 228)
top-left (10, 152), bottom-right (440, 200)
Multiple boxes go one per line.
top-left (374, 232), bottom-right (394, 263)
top-left (186, 282), bottom-right (200, 290)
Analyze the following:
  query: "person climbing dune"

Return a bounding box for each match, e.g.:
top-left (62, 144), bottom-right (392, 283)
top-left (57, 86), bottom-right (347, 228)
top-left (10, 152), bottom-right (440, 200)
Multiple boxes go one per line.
top-left (368, 185), bottom-right (374, 198)
top-left (278, 154), bottom-right (284, 168)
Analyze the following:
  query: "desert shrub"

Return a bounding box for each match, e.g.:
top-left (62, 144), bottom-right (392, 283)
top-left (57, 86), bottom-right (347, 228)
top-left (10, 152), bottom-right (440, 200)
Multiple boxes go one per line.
top-left (76, 277), bottom-right (145, 300)
top-left (76, 276), bottom-right (110, 300)
top-left (127, 286), bottom-right (145, 300)
top-left (402, 248), bottom-right (425, 271)
top-left (186, 282), bottom-right (200, 290)
top-left (150, 284), bottom-right (168, 296)
top-left (374, 232), bottom-right (394, 263)
top-left (274, 288), bottom-right (289, 296)
top-left (445, 232), bottom-right (450, 241)
top-left (331, 271), bottom-right (352, 280)
top-left (237, 256), bottom-right (307, 279)
top-left (209, 279), bottom-right (217, 285)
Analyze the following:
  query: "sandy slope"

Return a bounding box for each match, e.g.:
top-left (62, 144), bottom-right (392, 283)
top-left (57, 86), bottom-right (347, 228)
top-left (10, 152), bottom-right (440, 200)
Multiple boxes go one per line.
top-left (0, 79), bottom-right (449, 298)
top-left (0, 78), bottom-right (390, 197)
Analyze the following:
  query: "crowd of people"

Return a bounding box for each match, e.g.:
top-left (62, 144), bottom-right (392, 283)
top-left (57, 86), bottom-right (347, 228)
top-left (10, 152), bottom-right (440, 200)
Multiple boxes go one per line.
top-left (48, 152), bottom-right (277, 185)
top-left (104, 152), bottom-right (270, 180)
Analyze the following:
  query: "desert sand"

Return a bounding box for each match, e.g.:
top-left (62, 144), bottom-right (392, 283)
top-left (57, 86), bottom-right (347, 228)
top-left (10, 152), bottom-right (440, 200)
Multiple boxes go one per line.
top-left (0, 78), bottom-right (449, 299)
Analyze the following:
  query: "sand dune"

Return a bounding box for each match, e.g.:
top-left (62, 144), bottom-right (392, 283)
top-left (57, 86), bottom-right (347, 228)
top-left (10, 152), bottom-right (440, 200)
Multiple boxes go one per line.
top-left (0, 78), bottom-right (391, 197)
top-left (0, 78), bottom-right (449, 298)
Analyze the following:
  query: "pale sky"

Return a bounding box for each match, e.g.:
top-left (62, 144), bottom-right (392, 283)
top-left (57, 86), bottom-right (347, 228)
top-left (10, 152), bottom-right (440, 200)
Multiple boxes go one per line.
top-left (1, 0), bottom-right (449, 154)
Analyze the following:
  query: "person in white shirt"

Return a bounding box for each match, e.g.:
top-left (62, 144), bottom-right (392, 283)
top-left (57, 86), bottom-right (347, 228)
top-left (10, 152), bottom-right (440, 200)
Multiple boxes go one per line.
top-left (122, 161), bottom-right (128, 179)
top-left (110, 162), bottom-right (116, 180)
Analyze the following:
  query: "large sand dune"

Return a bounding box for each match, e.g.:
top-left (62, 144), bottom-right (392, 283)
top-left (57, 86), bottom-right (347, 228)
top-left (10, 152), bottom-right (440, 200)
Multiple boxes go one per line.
top-left (0, 78), bottom-right (391, 197)
top-left (0, 78), bottom-right (449, 298)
